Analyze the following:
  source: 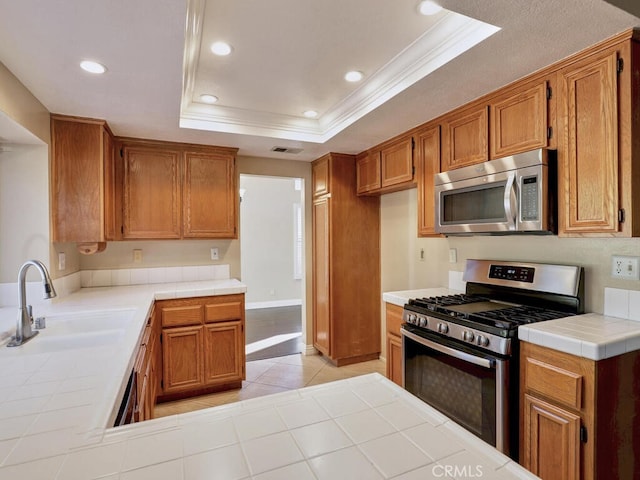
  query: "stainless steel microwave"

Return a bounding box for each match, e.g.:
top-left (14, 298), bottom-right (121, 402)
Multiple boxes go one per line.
top-left (434, 149), bottom-right (556, 235)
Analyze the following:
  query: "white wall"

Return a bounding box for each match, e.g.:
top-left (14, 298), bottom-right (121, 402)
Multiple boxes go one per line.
top-left (0, 145), bottom-right (50, 283)
top-left (381, 188), bottom-right (640, 315)
top-left (240, 175), bottom-right (302, 304)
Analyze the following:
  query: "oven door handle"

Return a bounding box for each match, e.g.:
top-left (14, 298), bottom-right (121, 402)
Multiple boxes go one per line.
top-left (402, 328), bottom-right (494, 369)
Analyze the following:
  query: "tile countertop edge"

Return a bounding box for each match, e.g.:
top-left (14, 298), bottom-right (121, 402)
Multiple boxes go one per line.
top-left (382, 287), bottom-right (459, 307)
top-left (518, 312), bottom-right (640, 361)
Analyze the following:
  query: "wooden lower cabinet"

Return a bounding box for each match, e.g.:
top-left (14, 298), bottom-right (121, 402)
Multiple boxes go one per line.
top-left (523, 394), bottom-right (580, 480)
top-left (162, 325), bottom-right (204, 393)
top-left (520, 342), bottom-right (640, 480)
top-left (385, 303), bottom-right (404, 386)
top-left (157, 294), bottom-right (245, 400)
top-left (204, 321), bottom-right (244, 384)
top-left (133, 308), bottom-right (160, 423)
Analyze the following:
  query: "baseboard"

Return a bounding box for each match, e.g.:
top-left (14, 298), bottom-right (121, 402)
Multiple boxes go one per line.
top-left (303, 344), bottom-right (318, 356)
top-left (245, 299), bottom-right (303, 310)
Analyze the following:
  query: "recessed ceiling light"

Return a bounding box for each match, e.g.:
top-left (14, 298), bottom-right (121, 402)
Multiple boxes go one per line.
top-left (418, 1), bottom-right (443, 15)
top-left (211, 41), bottom-right (232, 56)
top-left (344, 71), bottom-right (364, 82)
top-left (303, 110), bottom-right (318, 118)
top-left (199, 94), bottom-right (219, 104)
top-left (80, 60), bottom-right (107, 74)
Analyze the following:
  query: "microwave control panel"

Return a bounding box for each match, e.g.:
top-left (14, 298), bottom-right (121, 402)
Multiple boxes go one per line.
top-left (520, 176), bottom-right (539, 221)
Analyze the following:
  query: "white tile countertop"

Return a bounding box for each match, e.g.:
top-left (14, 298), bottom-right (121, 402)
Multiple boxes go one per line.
top-left (0, 279), bottom-right (539, 479)
top-left (518, 313), bottom-right (640, 361)
top-left (0, 373), bottom-right (538, 480)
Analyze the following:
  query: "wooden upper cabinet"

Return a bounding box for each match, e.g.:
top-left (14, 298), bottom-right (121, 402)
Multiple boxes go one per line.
top-left (559, 47), bottom-right (620, 234)
top-left (416, 125), bottom-right (440, 237)
top-left (122, 144), bottom-right (182, 239)
top-left (441, 105), bottom-right (489, 170)
top-left (119, 139), bottom-right (238, 240)
top-left (356, 150), bottom-right (381, 194)
top-left (51, 115), bottom-right (118, 244)
top-left (312, 155), bottom-right (330, 197)
top-left (490, 80), bottom-right (552, 159)
top-left (183, 151), bottom-right (237, 238)
top-left (381, 135), bottom-right (414, 188)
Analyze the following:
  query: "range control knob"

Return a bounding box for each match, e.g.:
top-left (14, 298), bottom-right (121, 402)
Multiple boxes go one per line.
top-left (463, 331), bottom-right (475, 343)
top-left (476, 335), bottom-right (490, 347)
top-left (407, 314), bottom-right (416, 324)
top-left (418, 316), bottom-right (427, 327)
top-left (437, 322), bottom-right (449, 334)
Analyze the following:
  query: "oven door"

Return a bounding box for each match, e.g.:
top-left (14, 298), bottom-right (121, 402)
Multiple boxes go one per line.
top-left (401, 325), bottom-right (512, 457)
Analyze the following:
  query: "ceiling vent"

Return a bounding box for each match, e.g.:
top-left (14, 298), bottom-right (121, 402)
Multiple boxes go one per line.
top-left (271, 146), bottom-right (303, 154)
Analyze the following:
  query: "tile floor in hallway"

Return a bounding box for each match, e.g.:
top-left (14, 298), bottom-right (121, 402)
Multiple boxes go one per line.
top-left (153, 354), bottom-right (386, 418)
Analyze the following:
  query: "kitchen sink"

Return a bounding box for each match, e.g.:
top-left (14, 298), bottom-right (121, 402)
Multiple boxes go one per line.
top-left (1, 308), bottom-right (136, 353)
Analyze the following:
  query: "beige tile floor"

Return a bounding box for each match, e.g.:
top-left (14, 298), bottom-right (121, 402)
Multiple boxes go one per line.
top-left (153, 354), bottom-right (386, 418)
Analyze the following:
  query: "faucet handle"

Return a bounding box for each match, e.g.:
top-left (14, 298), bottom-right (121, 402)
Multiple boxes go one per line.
top-left (34, 317), bottom-right (46, 330)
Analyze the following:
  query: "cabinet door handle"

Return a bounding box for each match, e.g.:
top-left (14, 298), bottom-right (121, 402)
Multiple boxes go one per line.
top-left (580, 425), bottom-right (588, 443)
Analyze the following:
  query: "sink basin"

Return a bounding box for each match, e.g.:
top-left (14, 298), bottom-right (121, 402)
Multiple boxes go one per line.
top-left (2, 309), bottom-right (136, 353)
top-left (44, 309), bottom-right (136, 335)
top-left (21, 329), bottom-right (126, 354)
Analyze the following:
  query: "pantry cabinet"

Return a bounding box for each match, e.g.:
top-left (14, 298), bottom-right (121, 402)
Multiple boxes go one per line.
top-left (441, 104), bottom-right (488, 171)
top-left (558, 35), bottom-right (640, 237)
top-left (384, 303), bottom-right (404, 386)
top-left (119, 139), bottom-right (238, 240)
top-left (520, 342), bottom-right (640, 480)
top-left (312, 153), bottom-right (380, 366)
top-left (157, 294), bottom-right (245, 399)
top-left (51, 114), bottom-right (120, 247)
top-left (416, 124), bottom-right (441, 237)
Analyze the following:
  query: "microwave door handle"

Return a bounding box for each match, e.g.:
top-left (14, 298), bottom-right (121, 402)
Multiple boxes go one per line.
top-left (503, 173), bottom-right (517, 229)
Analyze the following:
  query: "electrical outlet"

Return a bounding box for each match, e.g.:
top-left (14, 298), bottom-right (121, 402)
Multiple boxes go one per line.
top-left (133, 249), bottom-right (143, 264)
top-left (210, 247), bottom-right (219, 260)
top-left (449, 248), bottom-right (457, 264)
top-left (611, 255), bottom-right (640, 280)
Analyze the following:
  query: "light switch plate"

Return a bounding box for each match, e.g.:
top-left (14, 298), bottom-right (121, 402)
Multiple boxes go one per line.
top-left (58, 252), bottom-right (66, 271)
top-left (210, 247), bottom-right (219, 260)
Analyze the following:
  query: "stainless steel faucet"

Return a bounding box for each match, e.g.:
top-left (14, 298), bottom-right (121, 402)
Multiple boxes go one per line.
top-left (7, 260), bottom-right (57, 347)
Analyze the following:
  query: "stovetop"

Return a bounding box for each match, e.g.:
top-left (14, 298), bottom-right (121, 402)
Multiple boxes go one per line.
top-left (407, 294), bottom-right (573, 331)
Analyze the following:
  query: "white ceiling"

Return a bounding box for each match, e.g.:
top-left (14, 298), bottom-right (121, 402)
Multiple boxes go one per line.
top-left (0, 0), bottom-right (638, 161)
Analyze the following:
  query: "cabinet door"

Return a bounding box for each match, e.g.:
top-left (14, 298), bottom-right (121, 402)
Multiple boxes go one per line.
top-left (416, 125), bottom-right (440, 236)
top-left (386, 334), bottom-right (403, 387)
top-left (51, 116), bottom-right (108, 243)
top-left (522, 394), bottom-right (580, 480)
top-left (204, 321), bottom-right (244, 384)
top-left (356, 150), bottom-right (381, 194)
top-left (312, 155), bottom-right (330, 197)
top-left (312, 196), bottom-right (331, 356)
top-left (441, 105), bottom-right (488, 170)
top-left (381, 137), bottom-right (414, 188)
top-left (490, 82), bottom-right (549, 158)
top-left (122, 145), bottom-right (182, 239)
top-left (560, 50), bottom-right (619, 234)
top-left (183, 151), bottom-right (237, 238)
top-left (162, 326), bottom-right (204, 393)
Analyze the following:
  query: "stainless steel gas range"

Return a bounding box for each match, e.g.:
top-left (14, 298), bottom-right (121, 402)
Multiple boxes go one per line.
top-left (401, 259), bottom-right (584, 460)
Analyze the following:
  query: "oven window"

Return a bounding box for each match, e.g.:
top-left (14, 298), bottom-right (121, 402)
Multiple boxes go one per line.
top-left (404, 334), bottom-right (496, 446)
top-left (442, 183), bottom-right (506, 224)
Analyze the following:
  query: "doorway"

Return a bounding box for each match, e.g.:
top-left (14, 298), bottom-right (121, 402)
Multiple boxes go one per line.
top-left (240, 174), bottom-right (304, 361)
